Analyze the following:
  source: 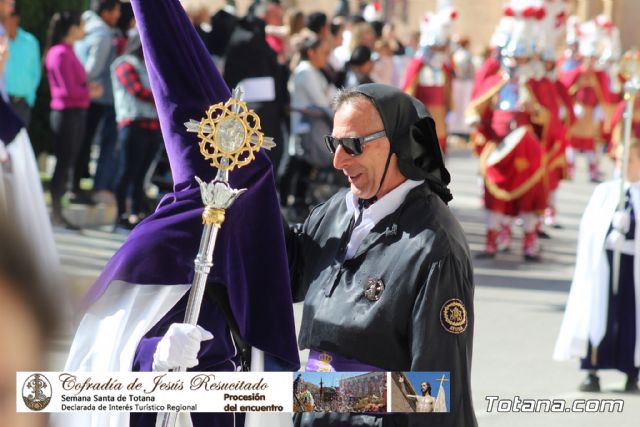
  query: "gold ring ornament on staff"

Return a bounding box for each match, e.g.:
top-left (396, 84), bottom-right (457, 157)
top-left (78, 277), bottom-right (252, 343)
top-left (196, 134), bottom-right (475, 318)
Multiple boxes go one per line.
top-left (185, 97), bottom-right (275, 172)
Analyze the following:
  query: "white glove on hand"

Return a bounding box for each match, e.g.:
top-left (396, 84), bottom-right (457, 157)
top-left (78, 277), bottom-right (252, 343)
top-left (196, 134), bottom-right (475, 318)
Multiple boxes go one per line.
top-left (612, 210), bottom-right (631, 234)
top-left (152, 323), bottom-right (213, 371)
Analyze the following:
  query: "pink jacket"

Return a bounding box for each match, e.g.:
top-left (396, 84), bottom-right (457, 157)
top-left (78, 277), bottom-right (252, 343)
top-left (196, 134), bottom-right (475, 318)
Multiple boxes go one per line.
top-left (45, 43), bottom-right (90, 110)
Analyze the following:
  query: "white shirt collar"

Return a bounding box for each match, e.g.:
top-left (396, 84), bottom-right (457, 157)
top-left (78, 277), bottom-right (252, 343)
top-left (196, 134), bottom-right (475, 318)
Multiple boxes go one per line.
top-left (345, 179), bottom-right (424, 220)
top-left (343, 179), bottom-right (423, 260)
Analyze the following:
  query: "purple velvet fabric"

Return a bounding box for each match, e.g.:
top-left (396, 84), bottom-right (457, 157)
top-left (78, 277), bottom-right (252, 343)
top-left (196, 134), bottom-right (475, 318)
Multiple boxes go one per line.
top-left (0, 95), bottom-right (24, 144)
top-left (82, 0), bottom-right (299, 370)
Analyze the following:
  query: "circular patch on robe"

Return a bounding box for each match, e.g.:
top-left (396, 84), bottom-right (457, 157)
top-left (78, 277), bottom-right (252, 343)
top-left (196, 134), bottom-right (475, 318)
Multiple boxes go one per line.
top-left (363, 278), bottom-right (385, 301)
top-left (440, 298), bottom-right (468, 334)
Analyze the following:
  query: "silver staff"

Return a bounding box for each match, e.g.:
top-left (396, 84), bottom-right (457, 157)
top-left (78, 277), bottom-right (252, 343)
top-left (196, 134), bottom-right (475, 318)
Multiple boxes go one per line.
top-left (159, 87), bottom-right (271, 427)
top-left (612, 50), bottom-right (640, 294)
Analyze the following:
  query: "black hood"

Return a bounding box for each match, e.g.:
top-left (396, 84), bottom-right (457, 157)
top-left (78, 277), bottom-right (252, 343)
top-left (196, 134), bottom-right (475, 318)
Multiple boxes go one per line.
top-left (354, 83), bottom-right (453, 204)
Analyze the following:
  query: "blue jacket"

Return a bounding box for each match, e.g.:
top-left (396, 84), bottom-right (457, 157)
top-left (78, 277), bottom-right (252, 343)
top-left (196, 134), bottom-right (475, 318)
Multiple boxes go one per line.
top-left (74, 11), bottom-right (116, 105)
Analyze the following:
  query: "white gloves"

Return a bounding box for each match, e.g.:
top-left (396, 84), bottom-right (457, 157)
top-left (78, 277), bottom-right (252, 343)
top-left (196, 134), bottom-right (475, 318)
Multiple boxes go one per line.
top-left (152, 323), bottom-right (214, 371)
top-left (612, 211), bottom-right (631, 234)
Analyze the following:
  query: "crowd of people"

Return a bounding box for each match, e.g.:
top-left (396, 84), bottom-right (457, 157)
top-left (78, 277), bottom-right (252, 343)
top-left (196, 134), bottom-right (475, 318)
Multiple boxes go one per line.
top-left (0, 0), bottom-right (480, 228)
top-left (0, 0), bottom-right (634, 235)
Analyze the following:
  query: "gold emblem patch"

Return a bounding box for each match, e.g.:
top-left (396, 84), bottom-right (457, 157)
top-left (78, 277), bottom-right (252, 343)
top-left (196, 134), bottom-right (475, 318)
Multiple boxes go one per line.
top-left (440, 298), bottom-right (468, 334)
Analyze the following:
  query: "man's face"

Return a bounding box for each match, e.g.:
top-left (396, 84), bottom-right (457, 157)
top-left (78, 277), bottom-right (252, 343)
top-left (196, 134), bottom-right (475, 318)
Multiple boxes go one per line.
top-left (101, 4), bottom-right (121, 28)
top-left (332, 99), bottom-right (394, 200)
top-left (0, 0), bottom-right (14, 21)
top-left (264, 4), bottom-right (283, 26)
top-left (308, 39), bottom-right (330, 70)
top-left (420, 382), bottom-right (428, 393)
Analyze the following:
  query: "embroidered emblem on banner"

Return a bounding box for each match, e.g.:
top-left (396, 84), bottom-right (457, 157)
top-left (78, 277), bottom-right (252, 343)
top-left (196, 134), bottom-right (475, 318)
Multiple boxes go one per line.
top-left (363, 278), bottom-right (385, 301)
top-left (440, 298), bottom-right (468, 334)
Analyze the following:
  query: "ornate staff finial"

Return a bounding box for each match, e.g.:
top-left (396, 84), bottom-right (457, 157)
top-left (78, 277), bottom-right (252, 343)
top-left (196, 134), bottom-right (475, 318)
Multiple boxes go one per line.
top-left (161, 89), bottom-right (278, 426)
top-left (184, 87), bottom-right (275, 175)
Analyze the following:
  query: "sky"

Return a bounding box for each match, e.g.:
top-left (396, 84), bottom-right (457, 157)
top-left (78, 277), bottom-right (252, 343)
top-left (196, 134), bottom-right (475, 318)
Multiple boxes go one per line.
top-left (405, 371), bottom-right (451, 411)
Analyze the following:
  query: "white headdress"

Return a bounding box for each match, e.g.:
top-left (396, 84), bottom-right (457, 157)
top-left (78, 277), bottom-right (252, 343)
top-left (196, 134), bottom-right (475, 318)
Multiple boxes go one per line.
top-left (363, 1), bottom-right (384, 23)
top-left (577, 19), bottom-right (599, 58)
top-left (538, 0), bottom-right (567, 61)
top-left (501, 0), bottom-right (546, 58)
top-left (594, 14), bottom-right (621, 62)
top-left (419, 0), bottom-right (458, 48)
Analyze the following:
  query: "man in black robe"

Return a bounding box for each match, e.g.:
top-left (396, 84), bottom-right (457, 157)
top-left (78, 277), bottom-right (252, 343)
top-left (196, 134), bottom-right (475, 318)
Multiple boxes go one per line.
top-left (286, 84), bottom-right (478, 427)
top-left (223, 0), bottom-right (288, 177)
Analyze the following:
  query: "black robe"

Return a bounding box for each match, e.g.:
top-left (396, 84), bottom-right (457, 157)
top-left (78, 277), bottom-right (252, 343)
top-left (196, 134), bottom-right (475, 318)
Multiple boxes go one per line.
top-left (286, 183), bottom-right (478, 427)
top-left (223, 16), bottom-right (288, 175)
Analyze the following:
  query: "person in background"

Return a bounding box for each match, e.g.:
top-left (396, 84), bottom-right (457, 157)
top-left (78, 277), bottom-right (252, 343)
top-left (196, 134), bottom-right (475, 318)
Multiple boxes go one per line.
top-left (327, 16), bottom-right (345, 73)
top-left (262, 0), bottom-right (286, 63)
top-left (447, 35), bottom-right (475, 141)
top-left (344, 45), bottom-right (375, 88)
top-left (286, 9), bottom-right (305, 41)
top-left (333, 19), bottom-right (376, 78)
top-left (45, 11), bottom-right (102, 229)
top-left (371, 38), bottom-right (395, 86)
top-left (555, 140), bottom-right (640, 393)
top-left (208, 0), bottom-right (238, 70)
top-left (278, 8), bottom-right (305, 68)
top-left (181, 0), bottom-right (212, 49)
top-left (305, 12), bottom-right (329, 41)
top-left (111, 29), bottom-right (160, 230)
top-left (115, 0), bottom-right (135, 52)
top-left (4, 4), bottom-right (40, 125)
top-left (348, 21), bottom-right (376, 51)
top-left (224, 0), bottom-right (288, 178)
top-left (73, 0), bottom-right (121, 204)
top-left (0, 0), bottom-right (13, 99)
top-left (282, 35), bottom-right (335, 221)
top-left (382, 22), bottom-right (405, 56)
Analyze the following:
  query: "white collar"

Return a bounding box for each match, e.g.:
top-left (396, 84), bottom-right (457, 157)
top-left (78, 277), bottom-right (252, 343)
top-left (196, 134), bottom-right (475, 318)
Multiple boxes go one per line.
top-left (345, 179), bottom-right (424, 223)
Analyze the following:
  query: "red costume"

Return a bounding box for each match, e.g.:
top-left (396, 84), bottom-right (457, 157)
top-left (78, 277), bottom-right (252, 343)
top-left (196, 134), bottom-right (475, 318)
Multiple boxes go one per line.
top-left (527, 77), bottom-right (574, 195)
top-left (402, 56), bottom-right (454, 154)
top-left (559, 66), bottom-right (615, 151)
top-left (467, 72), bottom-right (547, 217)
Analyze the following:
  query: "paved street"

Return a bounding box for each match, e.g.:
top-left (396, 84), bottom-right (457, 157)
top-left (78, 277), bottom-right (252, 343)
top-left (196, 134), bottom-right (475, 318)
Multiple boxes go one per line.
top-left (47, 146), bottom-right (639, 426)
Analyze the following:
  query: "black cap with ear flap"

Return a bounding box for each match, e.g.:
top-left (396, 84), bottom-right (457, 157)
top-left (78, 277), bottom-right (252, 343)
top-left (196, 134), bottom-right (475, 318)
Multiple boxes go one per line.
top-left (354, 83), bottom-right (453, 204)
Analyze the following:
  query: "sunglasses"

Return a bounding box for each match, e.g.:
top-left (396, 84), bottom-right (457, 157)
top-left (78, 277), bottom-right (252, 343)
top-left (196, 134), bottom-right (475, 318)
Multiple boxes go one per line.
top-left (324, 130), bottom-right (386, 156)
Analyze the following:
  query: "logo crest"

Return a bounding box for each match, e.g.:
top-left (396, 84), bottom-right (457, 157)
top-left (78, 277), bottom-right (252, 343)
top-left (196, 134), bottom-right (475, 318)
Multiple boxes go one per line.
top-left (22, 373), bottom-right (52, 411)
top-left (440, 298), bottom-right (468, 334)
